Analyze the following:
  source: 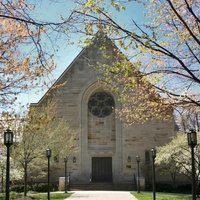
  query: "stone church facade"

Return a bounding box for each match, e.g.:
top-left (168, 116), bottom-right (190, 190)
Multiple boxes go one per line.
top-left (32, 35), bottom-right (175, 187)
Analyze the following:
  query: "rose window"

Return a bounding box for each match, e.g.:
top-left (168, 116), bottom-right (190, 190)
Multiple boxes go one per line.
top-left (88, 92), bottom-right (115, 118)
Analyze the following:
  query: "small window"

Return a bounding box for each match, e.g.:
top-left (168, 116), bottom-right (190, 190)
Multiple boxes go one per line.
top-left (54, 155), bottom-right (59, 163)
top-left (145, 150), bottom-right (150, 164)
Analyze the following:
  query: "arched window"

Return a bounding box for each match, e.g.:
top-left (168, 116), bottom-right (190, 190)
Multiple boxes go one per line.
top-left (88, 92), bottom-right (115, 118)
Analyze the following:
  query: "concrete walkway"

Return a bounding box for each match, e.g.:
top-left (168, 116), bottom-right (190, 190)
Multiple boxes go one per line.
top-left (66, 191), bottom-right (138, 200)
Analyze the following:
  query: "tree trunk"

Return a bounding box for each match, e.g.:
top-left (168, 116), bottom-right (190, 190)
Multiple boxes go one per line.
top-left (24, 162), bottom-right (28, 196)
top-left (196, 114), bottom-right (199, 131)
top-left (196, 181), bottom-right (199, 197)
top-left (1, 169), bottom-right (4, 192)
top-left (171, 172), bottom-right (177, 190)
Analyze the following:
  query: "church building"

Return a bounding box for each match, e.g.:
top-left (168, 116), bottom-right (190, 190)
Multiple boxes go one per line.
top-left (32, 34), bottom-right (175, 189)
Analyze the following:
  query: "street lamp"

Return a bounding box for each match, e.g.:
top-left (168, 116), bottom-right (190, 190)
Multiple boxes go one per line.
top-left (46, 148), bottom-right (51, 200)
top-left (187, 129), bottom-right (197, 200)
top-left (64, 157), bottom-right (68, 193)
top-left (151, 148), bottom-right (156, 200)
top-left (136, 155), bottom-right (140, 193)
top-left (4, 129), bottom-right (13, 200)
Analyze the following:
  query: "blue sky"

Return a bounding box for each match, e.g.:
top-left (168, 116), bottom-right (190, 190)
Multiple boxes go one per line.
top-left (16, 0), bottom-right (146, 108)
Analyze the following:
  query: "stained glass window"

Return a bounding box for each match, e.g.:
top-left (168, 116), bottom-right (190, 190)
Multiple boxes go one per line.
top-left (88, 92), bottom-right (115, 117)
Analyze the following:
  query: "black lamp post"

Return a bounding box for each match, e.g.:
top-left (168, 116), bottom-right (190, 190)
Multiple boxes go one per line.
top-left (64, 157), bottom-right (68, 193)
top-left (46, 148), bottom-right (51, 200)
top-left (136, 155), bottom-right (140, 193)
top-left (4, 129), bottom-right (13, 200)
top-left (187, 129), bottom-right (197, 200)
top-left (151, 148), bottom-right (156, 200)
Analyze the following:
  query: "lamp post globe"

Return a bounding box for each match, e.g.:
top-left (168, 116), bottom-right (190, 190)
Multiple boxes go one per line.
top-left (46, 148), bottom-right (52, 158)
top-left (4, 129), bottom-right (13, 200)
top-left (136, 155), bottom-right (140, 162)
top-left (187, 129), bottom-right (197, 147)
top-left (4, 129), bottom-right (13, 146)
top-left (151, 148), bottom-right (156, 159)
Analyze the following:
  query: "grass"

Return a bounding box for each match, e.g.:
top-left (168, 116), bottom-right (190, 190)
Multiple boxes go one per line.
top-left (0, 192), bottom-right (72, 200)
top-left (0, 192), bottom-right (23, 199)
top-left (29, 192), bottom-right (72, 199)
top-left (132, 192), bottom-right (198, 200)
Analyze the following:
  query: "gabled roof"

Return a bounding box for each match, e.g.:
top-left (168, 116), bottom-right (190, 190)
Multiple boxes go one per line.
top-left (31, 33), bottom-right (117, 106)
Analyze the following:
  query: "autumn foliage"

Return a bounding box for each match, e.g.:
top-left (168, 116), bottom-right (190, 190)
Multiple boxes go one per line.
top-left (71, 0), bottom-right (200, 123)
top-left (0, 0), bottom-right (57, 106)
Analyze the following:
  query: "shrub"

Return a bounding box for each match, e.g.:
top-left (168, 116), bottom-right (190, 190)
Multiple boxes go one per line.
top-left (51, 182), bottom-right (58, 191)
top-left (176, 184), bottom-right (191, 193)
top-left (11, 185), bottom-right (27, 193)
top-left (156, 183), bottom-right (173, 192)
top-left (145, 181), bottom-right (152, 191)
top-left (32, 183), bottom-right (53, 192)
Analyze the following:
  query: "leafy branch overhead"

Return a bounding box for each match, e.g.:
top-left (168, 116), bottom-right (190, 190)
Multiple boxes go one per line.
top-left (0, 0), bottom-right (75, 106)
top-left (70, 0), bottom-right (200, 118)
top-left (1, 0), bottom-right (199, 123)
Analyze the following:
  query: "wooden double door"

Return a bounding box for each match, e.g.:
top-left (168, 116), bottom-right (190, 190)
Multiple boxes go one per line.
top-left (92, 157), bottom-right (112, 182)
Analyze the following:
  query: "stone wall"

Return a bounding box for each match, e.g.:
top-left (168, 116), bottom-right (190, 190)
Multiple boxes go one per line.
top-left (35, 36), bottom-right (175, 185)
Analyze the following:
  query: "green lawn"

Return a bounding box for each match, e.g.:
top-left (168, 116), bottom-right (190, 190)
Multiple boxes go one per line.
top-left (29, 192), bottom-right (72, 199)
top-left (132, 192), bottom-right (200, 200)
top-left (0, 192), bottom-right (72, 199)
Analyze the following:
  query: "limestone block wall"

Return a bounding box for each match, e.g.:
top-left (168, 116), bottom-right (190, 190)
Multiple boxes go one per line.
top-left (122, 119), bottom-right (175, 183)
top-left (88, 112), bottom-right (115, 150)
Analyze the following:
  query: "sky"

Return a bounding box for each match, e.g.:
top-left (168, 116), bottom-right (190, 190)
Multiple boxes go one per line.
top-left (15, 0), bottom-right (146, 109)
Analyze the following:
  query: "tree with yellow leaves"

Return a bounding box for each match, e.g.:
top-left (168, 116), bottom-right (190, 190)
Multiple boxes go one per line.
top-left (68, 0), bottom-right (200, 123)
top-left (11, 103), bottom-right (78, 196)
top-left (156, 132), bottom-right (200, 193)
top-left (0, 0), bottom-right (74, 106)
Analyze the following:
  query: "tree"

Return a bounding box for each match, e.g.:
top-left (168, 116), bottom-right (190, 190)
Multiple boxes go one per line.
top-left (176, 107), bottom-right (200, 131)
top-left (156, 132), bottom-right (200, 188)
top-left (68, 0), bottom-right (200, 122)
top-left (0, 153), bottom-right (6, 192)
top-left (0, 0), bottom-right (75, 106)
top-left (11, 103), bottom-right (77, 196)
top-left (2, 0), bottom-right (199, 120)
top-left (0, 148), bottom-right (23, 192)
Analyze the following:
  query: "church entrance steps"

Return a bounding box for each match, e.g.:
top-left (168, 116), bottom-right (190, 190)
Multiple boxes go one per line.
top-left (69, 183), bottom-right (135, 191)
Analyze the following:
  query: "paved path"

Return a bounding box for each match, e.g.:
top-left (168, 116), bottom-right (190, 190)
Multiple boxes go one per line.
top-left (66, 191), bottom-right (138, 200)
